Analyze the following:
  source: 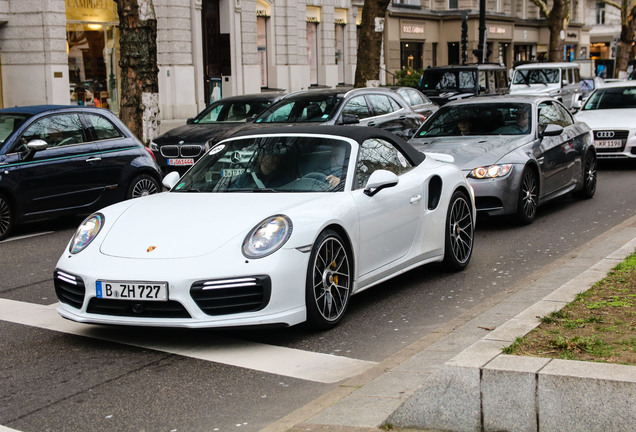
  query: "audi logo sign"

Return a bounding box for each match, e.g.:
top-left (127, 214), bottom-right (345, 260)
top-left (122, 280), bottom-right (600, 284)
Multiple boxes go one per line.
top-left (596, 131), bottom-right (615, 139)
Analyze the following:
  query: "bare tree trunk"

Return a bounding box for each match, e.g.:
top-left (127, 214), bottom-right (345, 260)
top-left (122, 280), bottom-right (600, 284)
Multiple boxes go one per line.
top-left (531, 0), bottom-right (570, 62)
top-left (354, 0), bottom-right (391, 88)
top-left (116, 0), bottom-right (159, 145)
top-left (615, 1), bottom-right (636, 74)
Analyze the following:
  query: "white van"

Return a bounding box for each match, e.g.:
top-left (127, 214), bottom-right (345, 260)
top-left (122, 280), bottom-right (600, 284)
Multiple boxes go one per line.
top-left (510, 62), bottom-right (582, 110)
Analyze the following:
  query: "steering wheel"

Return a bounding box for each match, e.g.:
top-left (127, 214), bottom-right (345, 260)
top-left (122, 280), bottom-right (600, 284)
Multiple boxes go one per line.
top-left (302, 172), bottom-right (331, 191)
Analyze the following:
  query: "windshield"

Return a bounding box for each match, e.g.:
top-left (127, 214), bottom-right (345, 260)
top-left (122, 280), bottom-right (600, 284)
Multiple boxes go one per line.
top-left (414, 103), bottom-right (532, 137)
top-left (172, 135), bottom-right (351, 193)
top-left (513, 68), bottom-right (560, 85)
top-left (256, 95), bottom-right (343, 123)
top-left (192, 99), bottom-right (273, 124)
top-left (0, 113), bottom-right (31, 145)
top-left (420, 70), bottom-right (477, 91)
top-left (582, 87), bottom-right (636, 110)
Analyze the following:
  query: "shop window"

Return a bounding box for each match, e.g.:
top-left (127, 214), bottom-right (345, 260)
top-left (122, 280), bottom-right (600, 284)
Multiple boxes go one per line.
top-left (67, 24), bottom-right (119, 112)
top-left (401, 42), bottom-right (423, 71)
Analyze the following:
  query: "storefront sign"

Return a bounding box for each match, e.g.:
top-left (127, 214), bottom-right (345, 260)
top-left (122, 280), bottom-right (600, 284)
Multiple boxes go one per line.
top-left (256, 0), bottom-right (270, 17)
top-left (402, 24), bottom-right (425, 35)
top-left (565, 29), bottom-right (579, 42)
top-left (487, 23), bottom-right (511, 39)
top-left (65, 0), bottom-right (117, 23)
top-left (335, 8), bottom-right (347, 25)
top-left (306, 6), bottom-right (320, 23)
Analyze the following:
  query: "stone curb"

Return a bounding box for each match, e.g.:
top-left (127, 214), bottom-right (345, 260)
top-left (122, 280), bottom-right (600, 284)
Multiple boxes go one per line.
top-left (386, 231), bottom-right (636, 432)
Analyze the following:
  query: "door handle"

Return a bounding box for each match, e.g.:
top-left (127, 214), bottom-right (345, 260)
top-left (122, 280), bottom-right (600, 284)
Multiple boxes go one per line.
top-left (367, 121), bottom-right (376, 127)
top-left (410, 194), bottom-right (422, 204)
top-left (537, 157), bottom-right (545, 164)
top-left (85, 157), bottom-right (102, 162)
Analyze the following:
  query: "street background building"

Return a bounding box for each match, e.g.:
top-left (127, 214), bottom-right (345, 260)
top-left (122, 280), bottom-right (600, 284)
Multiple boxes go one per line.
top-left (0, 0), bottom-right (632, 124)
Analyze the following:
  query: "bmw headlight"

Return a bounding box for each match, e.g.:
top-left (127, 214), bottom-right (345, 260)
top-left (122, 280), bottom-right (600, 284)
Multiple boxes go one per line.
top-left (242, 215), bottom-right (293, 259)
top-left (69, 213), bottom-right (104, 254)
top-left (468, 164), bottom-right (513, 179)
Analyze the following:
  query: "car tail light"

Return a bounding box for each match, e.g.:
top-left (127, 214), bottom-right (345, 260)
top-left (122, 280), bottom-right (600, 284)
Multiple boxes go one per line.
top-left (145, 146), bottom-right (157, 162)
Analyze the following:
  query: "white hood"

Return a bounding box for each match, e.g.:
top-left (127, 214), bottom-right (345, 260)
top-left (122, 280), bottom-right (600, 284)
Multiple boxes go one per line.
top-left (98, 192), bottom-right (319, 259)
top-left (575, 108), bottom-right (636, 129)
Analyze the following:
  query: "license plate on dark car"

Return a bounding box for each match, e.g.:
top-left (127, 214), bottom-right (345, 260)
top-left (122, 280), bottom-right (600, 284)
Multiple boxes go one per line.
top-left (96, 281), bottom-right (168, 301)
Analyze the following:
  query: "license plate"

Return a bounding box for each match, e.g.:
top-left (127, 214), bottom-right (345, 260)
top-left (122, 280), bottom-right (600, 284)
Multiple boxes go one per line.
top-left (96, 281), bottom-right (168, 301)
top-left (222, 168), bottom-right (245, 177)
top-left (595, 140), bottom-right (622, 148)
top-left (167, 158), bottom-right (194, 166)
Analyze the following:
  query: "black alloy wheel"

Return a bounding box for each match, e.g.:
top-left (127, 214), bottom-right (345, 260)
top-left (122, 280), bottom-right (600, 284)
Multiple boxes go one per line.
top-left (516, 167), bottom-right (538, 225)
top-left (576, 152), bottom-right (597, 199)
top-left (305, 229), bottom-right (352, 330)
top-left (0, 193), bottom-right (14, 241)
top-left (442, 190), bottom-right (474, 271)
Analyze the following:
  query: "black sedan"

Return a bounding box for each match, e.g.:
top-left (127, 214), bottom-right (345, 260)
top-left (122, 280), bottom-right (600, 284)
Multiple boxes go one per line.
top-left (253, 87), bottom-right (425, 138)
top-left (151, 92), bottom-right (283, 175)
top-left (0, 105), bottom-right (162, 240)
top-left (409, 95), bottom-right (597, 225)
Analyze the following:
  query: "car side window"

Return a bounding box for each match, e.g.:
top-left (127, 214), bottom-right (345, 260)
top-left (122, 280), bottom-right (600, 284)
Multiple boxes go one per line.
top-left (19, 113), bottom-right (86, 150)
top-left (343, 95), bottom-right (372, 119)
top-left (405, 89), bottom-right (424, 106)
top-left (86, 114), bottom-right (123, 140)
top-left (367, 95), bottom-right (395, 116)
top-left (538, 101), bottom-right (572, 129)
top-left (355, 137), bottom-right (413, 189)
top-left (487, 71), bottom-right (496, 93)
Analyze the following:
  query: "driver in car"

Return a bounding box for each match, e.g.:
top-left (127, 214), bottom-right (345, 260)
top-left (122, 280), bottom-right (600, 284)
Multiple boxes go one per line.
top-left (232, 144), bottom-right (295, 189)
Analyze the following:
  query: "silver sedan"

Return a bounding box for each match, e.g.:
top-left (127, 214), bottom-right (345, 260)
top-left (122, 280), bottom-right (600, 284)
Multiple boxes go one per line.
top-left (409, 95), bottom-right (597, 224)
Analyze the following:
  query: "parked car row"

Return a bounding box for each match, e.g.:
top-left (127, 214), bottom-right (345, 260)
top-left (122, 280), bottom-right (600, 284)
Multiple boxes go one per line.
top-left (150, 86), bottom-right (433, 175)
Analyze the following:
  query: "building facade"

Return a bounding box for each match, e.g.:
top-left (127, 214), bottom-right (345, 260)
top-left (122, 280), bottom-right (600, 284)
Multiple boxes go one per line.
top-left (0, 0), bottom-right (629, 125)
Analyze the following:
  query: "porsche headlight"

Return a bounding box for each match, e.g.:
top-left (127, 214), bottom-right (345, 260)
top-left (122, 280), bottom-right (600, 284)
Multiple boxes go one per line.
top-left (468, 164), bottom-right (512, 179)
top-left (69, 213), bottom-right (104, 254)
top-left (242, 215), bottom-right (293, 259)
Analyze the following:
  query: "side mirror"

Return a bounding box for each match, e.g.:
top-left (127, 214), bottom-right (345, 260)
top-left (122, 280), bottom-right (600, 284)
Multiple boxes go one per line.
top-left (26, 139), bottom-right (49, 152)
top-left (364, 170), bottom-right (399, 197)
top-left (339, 113), bottom-right (360, 125)
top-left (186, 118), bottom-right (195, 125)
top-left (162, 171), bottom-right (180, 189)
top-left (541, 124), bottom-right (564, 137)
top-left (22, 139), bottom-right (48, 160)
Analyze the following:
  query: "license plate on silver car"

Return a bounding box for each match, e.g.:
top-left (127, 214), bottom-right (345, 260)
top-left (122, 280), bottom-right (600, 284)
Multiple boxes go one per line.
top-left (96, 281), bottom-right (168, 301)
top-left (595, 140), bottom-right (622, 148)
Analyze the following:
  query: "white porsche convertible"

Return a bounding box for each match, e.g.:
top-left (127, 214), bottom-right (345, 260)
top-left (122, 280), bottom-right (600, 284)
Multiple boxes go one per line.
top-left (55, 126), bottom-right (475, 330)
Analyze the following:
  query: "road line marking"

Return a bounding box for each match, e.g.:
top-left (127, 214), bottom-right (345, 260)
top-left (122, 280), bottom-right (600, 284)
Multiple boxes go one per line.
top-left (0, 231), bottom-right (55, 242)
top-left (0, 298), bottom-right (375, 383)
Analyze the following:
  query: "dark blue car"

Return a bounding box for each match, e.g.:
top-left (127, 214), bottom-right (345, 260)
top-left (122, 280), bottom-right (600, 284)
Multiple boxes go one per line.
top-left (0, 105), bottom-right (162, 240)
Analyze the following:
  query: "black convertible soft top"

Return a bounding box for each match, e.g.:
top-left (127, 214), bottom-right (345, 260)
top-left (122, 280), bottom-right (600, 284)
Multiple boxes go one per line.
top-left (229, 124), bottom-right (426, 166)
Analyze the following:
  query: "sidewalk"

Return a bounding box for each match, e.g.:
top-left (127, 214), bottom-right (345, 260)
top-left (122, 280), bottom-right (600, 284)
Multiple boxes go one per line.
top-left (263, 214), bottom-right (636, 432)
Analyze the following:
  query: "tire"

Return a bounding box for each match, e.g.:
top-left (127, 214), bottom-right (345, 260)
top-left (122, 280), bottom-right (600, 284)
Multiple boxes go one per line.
top-left (127, 174), bottom-right (161, 199)
top-left (0, 193), bottom-right (14, 241)
top-left (575, 152), bottom-right (597, 199)
top-left (442, 190), bottom-right (474, 271)
top-left (305, 229), bottom-right (352, 330)
top-left (516, 167), bottom-right (538, 225)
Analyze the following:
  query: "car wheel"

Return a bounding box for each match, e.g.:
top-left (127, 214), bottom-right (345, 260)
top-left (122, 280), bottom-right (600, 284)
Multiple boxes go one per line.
top-left (0, 193), bottom-right (14, 241)
top-left (127, 174), bottom-right (160, 199)
top-left (442, 190), bottom-right (474, 271)
top-left (575, 152), bottom-right (597, 199)
top-left (516, 167), bottom-right (538, 225)
top-left (305, 229), bottom-right (352, 330)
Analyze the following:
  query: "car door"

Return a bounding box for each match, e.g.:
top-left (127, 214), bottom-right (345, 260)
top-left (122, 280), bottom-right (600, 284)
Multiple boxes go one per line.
top-left (366, 94), bottom-right (420, 134)
top-left (84, 111), bottom-right (140, 196)
top-left (536, 101), bottom-right (577, 195)
top-left (13, 112), bottom-right (106, 216)
top-left (352, 137), bottom-right (422, 277)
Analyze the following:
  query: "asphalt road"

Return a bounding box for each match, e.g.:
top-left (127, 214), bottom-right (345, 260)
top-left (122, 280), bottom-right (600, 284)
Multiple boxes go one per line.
top-left (0, 160), bottom-right (634, 432)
